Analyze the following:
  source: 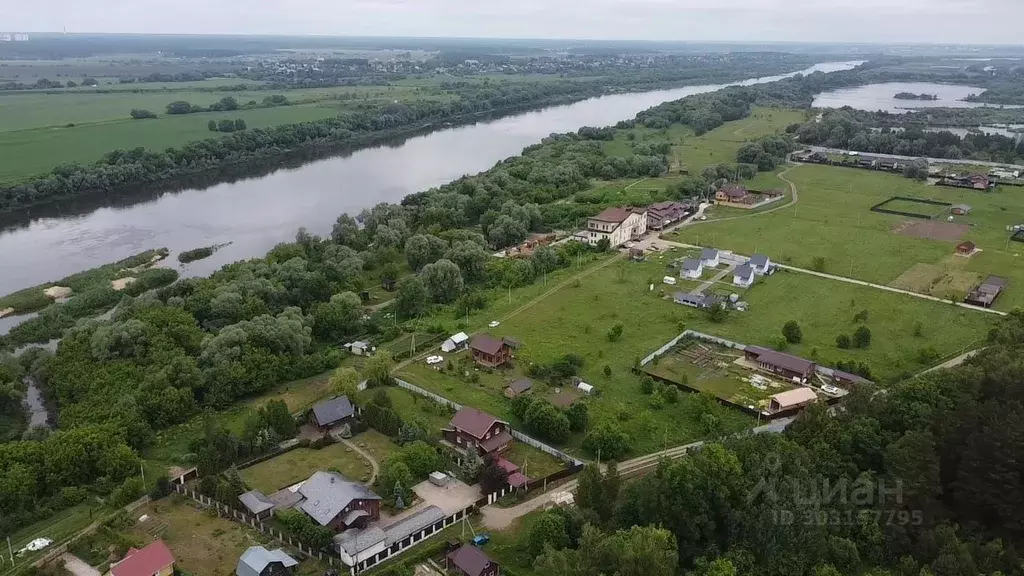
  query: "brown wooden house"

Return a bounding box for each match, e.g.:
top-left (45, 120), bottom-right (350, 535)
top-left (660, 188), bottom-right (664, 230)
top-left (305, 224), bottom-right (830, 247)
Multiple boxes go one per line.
top-left (443, 407), bottom-right (512, 456)
top-left (447, 545), bottom-right (500, 576)
top-left (744, 346), bottom-right (816, 382)
top-left (469, 334), bottom-right (514, 367)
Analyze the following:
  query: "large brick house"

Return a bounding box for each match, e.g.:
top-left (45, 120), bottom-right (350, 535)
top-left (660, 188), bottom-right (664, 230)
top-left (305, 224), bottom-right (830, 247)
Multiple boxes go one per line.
top-left (443, 407), bottom-right (512, 457)
top-left (469, 334), bottom-right (514, 368)
top-left (297, 471), bottom-right (381, 532)
top-left (584, 207), bottom-right (648, 248)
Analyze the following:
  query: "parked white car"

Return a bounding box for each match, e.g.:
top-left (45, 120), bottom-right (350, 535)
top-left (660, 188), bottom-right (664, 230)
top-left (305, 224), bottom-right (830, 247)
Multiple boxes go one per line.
top-left (426, 355), bottom-right (444, 365)
top-left (488, 320), bottom-right (500, 328)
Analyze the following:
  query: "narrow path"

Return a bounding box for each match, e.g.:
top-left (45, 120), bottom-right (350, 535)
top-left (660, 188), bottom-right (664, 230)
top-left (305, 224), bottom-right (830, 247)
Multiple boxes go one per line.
top-left (692, 264), bottom-right (735, 295)
top-left (681, 163), bottom-right (801, 228)
top-left (393, 253), bottom-right (624, 371)
top-left (919, 347), bottom-right (986, 375)
top-left (341, 438), bottom-right (380, 486)
top-left (480, 417), bottom-right (794, 530)
top-left (775, 263), bottom-right (1007, 316)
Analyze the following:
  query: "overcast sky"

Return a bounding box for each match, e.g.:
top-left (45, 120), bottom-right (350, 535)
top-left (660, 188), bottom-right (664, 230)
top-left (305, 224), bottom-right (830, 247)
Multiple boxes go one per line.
top-left (11, 0), bottom-right (1024, 44)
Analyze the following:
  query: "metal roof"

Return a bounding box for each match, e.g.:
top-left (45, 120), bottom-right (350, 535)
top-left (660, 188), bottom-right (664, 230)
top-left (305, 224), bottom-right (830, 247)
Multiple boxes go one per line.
top-left (238, 490), bottom-right (274, 515)
top-left (469, 334), bottom-right (505, 356)
top-left (749, 254), bottom-right (770, 268)
top-left (701, 248), bottom-right (719, 260)
top-left (746, 346), bottom-right (816, 375)
top-left (770, 387), bottom-right (818, 408)
top-left (236, 546), bottom-right (298, 576)
top-left (298, 471), bottom-right (381, 527)
top-left (682, 258), bottom-right (702, 271)
top-left (448, 545), bottom-right (497, 576)
top-left (734, 265), bottom-right (754, 281)
top-left (383, 505), bottom-right (446, 546)
top-left (310, 396), bottom-right (355, 427)
top-left (508, 378), bottom-right (533, 393)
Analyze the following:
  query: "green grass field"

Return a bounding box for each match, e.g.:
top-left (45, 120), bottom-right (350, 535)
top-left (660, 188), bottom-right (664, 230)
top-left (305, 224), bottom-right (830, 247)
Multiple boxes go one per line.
top-left (1, 504), bottom-right (107, 576)
top-left (240, 441), bottom-right (377, 493)
top-left (670, 160), bottom-right (1024, 310)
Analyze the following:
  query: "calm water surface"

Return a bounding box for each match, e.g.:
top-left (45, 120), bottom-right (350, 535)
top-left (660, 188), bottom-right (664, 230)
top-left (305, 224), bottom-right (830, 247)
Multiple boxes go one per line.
top-left (813, 82), bottom-right (1023, 113)
top-left (0, 62), bottom-right (859, 302)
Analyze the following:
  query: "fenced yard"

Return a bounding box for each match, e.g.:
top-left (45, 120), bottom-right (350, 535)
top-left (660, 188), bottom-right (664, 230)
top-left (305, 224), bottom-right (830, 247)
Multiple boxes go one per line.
top-left (642, 338), bottom-right (797, 410)
top-left (240, 431), bottom-right (398, 492)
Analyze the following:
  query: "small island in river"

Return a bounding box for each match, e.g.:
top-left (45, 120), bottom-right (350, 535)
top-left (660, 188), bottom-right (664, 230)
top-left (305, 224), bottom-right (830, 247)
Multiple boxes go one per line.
top-left (894, 92), bottom-right (939, 101)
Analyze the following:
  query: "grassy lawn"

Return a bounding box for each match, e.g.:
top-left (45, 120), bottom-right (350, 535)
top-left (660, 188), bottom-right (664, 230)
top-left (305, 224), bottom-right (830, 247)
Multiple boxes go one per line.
top-left (240, 442), bottom-right (376, 492)
top-left (133, 497), bottom-right (329, 576)
top-left (1, 504), bottom-right (109, 576)
top-left (670, 161), bottom-right (1024, 310)
top-left (398, 243), bottom-right (990, 457)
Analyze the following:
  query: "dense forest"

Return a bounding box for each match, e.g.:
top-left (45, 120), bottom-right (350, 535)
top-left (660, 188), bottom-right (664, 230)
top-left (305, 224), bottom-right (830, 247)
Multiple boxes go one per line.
top-left (792, 110), bottom-right (1024, 163)
top-left (525, 311), bottom-right (1024, 576)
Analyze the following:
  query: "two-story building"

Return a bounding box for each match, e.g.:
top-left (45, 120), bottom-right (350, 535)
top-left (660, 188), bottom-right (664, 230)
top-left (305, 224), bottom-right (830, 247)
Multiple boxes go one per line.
top-left (584, 207), bottom-right (648, 248)
top-left (469, 334), bottom-right (515, 368)
top-left (442, 407), bottom-right (512, 457)
top-left (297, 471), bottom-right (382, 532)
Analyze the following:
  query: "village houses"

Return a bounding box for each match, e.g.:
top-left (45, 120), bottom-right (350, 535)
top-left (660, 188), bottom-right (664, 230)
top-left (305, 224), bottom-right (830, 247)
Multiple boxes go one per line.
top-left (584, 207), bottom-right (648, 248)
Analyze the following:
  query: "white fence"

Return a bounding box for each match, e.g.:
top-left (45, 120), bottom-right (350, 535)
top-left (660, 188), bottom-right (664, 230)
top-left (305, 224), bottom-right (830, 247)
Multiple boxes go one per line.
top-left (640, 330), bottom-right (748, 366)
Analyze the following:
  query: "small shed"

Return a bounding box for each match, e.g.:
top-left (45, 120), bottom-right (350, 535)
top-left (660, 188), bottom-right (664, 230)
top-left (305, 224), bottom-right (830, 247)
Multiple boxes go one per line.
top-left (429, 472), bottom-right (449, 487)
top-left (238, 490), bottom-right (275, 520)
top-left (504, 378), bottom-right (534, 399)
top-left (236, 546), bottom-right (298, 576)
top-left (345, 341), bottom-right (372, 356)
top-left (441, 332), bottom-right (470, 353)
top-left (577, 382), bottom-right (594, 395)
top-left (956, 241), bottom-right (976, 256)
top-left (950, 204), bottom-right (971, 216)
top-left (769, 387), bottom-right (818, 412)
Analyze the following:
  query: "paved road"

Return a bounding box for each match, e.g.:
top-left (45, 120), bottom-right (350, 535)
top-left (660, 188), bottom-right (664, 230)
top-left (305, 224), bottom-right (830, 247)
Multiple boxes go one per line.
top-left (808, 146), bottom-right (1024, 171)
top-left (480, 417), bottom-right (794, 530)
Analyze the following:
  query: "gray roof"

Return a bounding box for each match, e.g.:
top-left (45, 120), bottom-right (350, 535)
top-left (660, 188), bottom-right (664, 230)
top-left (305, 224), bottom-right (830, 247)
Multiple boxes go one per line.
top-left (701, 248), bottom-right (718, 260)
top-left (674, 292), bottom-right (723, 308)
top-left (298, 471), bottom-right (381, 526)
top-left (236, 546), bottom-right (298, 576)
top-left (746, 346), bottom-right (816, 375)
top-left (310, 396), bottom-right (355, 427)
top-left (734, 265), bottom-right (754, 281)
top-left (238, 490), bottom-right (275, 515)
top-left (384, 505), bottom-right (446, 546)
top-left (342, 509), bottom-right (370, 526)
top-left (682, 258), bottom-right (702, 271)
top-left (335, 527), bottom-right (386, 557)
top-left (749, 254), bottom-right (769, 268)
top-left (508, 379), bottom-right (533, 393)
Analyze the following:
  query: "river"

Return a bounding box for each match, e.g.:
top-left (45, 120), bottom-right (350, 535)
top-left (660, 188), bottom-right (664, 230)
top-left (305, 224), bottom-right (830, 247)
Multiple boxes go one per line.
top-left (812, 82), bottom-right (1024, 113)
top-left (0, 61), bottom-right (859, 302)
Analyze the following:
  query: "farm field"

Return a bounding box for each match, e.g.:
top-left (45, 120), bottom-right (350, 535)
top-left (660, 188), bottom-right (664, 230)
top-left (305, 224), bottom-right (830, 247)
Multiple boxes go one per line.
top-left (240, 440), bottom-right (377, 493)
top-left (670, 160), bottom-right (1024, 310)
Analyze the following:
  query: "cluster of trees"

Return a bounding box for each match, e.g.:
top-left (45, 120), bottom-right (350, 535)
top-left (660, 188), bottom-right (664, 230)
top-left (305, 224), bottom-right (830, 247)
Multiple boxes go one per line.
top-left (129, 109), bottom-right (157, 120)
top-left (511, 394), bottom-right (588, 445)
top-left (165, 96), bottom-right (274, 115)
top-left (207, 119), bottom-right (248, 133)
top-left (793, 110), bottom-right (1024, 164)
top-left (736, 135), bottom-right (796, 172)
top-left (551, 311), bottom-right (1024, 576)
top-left (0, 77), bottom-right (99, 91)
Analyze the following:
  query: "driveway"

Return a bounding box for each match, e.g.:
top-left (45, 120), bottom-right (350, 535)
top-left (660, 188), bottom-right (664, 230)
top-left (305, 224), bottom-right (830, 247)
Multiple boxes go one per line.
top-left (62, 554), bottom-right (101, 576)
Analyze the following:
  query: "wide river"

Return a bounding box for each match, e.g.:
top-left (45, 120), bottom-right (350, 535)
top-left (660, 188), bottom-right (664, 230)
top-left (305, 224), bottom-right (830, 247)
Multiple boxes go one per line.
top-left (0, 61), bottom-right (859, 306)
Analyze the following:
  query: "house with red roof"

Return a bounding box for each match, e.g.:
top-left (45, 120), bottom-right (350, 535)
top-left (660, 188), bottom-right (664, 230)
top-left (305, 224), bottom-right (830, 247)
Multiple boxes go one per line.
top-left (469, 334), bottom-right (514, 368)
top-left (110, 540), bottom-right (175, 576)
top-left (443, 407), bottom-right (512, 457)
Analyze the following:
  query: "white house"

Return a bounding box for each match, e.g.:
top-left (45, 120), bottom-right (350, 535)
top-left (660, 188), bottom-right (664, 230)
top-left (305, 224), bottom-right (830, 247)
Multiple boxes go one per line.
top-left (584, 207), bottom-right (648, 249)
top-left (749, 254), bottom-right (771, 275)
top-left (441, 332), bottom-right (469, 353)
top-left (700, 248), bottom-right (720, 268)
top-left (733, 265), bottom-right (755, 288)
top-left (681, 258), bottom-right (703, 280)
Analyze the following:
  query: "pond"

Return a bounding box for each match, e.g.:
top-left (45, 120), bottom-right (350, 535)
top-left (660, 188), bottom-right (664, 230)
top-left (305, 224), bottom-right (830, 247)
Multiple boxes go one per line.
top-left (812, 82), bottom-right (1021, 113)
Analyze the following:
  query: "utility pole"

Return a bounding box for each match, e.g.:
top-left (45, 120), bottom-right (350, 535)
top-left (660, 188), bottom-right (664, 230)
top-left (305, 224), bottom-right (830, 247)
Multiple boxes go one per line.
top-left (8, 536), bottom-right (14, 564)
top-left (140, 463), bottom-right (145, 486)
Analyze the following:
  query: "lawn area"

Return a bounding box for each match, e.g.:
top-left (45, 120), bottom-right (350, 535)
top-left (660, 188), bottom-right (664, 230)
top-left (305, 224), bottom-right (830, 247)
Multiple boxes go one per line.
top-left (670, 161), bottom-right (1024, 310)
top-left (240, 441), bottom-right (376, 493)
top-left (1, 504), bottom-right (109, 576)
top-left (147, 365), bottom-right (359, 467)
top-left (678, 107), bottom-right (807, 172)
top-left (398, 243), bottom-right (990, 456)
top-left (132, 497), bottom-right (329, 576)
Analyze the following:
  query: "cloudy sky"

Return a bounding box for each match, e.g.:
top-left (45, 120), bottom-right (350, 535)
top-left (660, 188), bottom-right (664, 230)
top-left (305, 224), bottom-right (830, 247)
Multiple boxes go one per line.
top-left (10, 0), bottom-right (1024, 44)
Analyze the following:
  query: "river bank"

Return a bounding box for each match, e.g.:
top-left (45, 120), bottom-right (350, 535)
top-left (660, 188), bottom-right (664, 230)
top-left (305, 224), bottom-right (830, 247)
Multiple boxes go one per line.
top-left (0, 61), bottom-right (861, 300)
